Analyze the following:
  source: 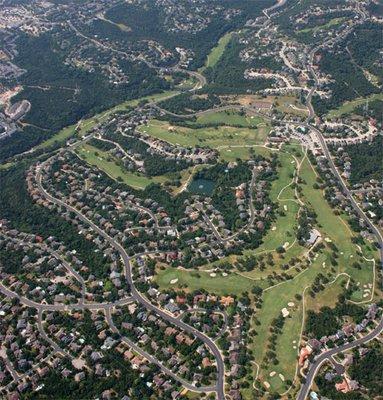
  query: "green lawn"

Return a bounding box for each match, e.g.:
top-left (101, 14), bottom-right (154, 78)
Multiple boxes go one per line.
top-left (0, 162), bottom-right (14, 170)
top-left (200, 32), bottom-right (233, 71)
top-left (76, 144), bottom-right (167, 189)
top-left (250, 149), bottom-right (377, 394)
top-left (327, 93), bottom-right (383, 119)
top-left (36, 125), bottom-right (77, 150)
top-left (153, 142), bottom-right (376, 397)
top-left (194, 110), bottom-right (263, 127)
top-left (253, 254), bottom-right (327, 392)
top-left (297, 17), bottom-right (346, 34)
top-left (155, 267), bottom-right (254, 295)
top-left (137, 118), bottom-right (270, 159)
top-left (306, 274), bottom-right (350, 312)
top-left (176, 76), bottom-right (198, 91)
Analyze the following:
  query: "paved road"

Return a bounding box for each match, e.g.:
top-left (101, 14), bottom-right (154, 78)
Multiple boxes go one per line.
top-left (35, 165), bottom-right (226, 400)
top-left (178, 308), bottom-right (229, 340)
top-left (198, 165), bottom-right (258, 244)
top-left (302, 2), bottom-right (383, 269)
top-left (37, 308), bottom-right (74, 360)
top-left (297, 317), bottom-right (383, 400)
top-left (105, 308), bottom-right (216, 394)
top-left (0, 281), bottom-right (133, 312)
top-left (296, 6), bottom-right (383, 397)
top-left (264, 0), bottom-right (288, 18)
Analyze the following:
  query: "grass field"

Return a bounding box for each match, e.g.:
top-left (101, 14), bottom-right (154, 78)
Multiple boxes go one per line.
top-left (194, 110), bottom-right (263, 127)
top-left (176, 76), bottom-right (198, 91)
top-left (253, 252), bottom-right (328, 393)
top-left (155, 267), bottom-right (254, 295)
top-left (248, 149), bottom-right (376, 394)
top-left (200, 32), bottom-right (233, 72)
top-left (327, 93), bottom-right (383, 119)
top-left (76, 144), bottom-right (167, 189)
top-left (297, 17), bottom-right (346, 35)
top-left (137, 117), bottom-right (270, 161)
top-left (37, 125), bottom-right (77, 150)
top-left (154, 142), bottom-right (377, 397)
top-left (0, 162), bottom-right (14, 170)
top-left (234, 94), bottom-right (309, 118)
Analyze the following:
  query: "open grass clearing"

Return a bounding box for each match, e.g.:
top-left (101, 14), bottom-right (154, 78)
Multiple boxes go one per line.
top-left (76, 144), bottom-right (167, 189)
top-left (138, 119), bottom-right (270, 159)
top-left (0, 162), bottom-right (14, 170)
top-left (155, 266), bottom-right (254, 296)
top-left (36, 124), bottom-right (77, 150)
top-left (194, 109), bottom-right (263, 127)
top-left (306, 274), bottom-right (350, 312)
top-left (199, 32), bottom-right (233, 72)
top-left (218, 143), bottom-right (275, 162)
top-left (297, 17), bottom-right (347, 35)
top-left (327, 93), bottom-right (383, 119)
top-left (253, 253), bottom-right (327, 389)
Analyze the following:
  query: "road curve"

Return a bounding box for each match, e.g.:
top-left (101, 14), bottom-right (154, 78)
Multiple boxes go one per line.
top-left (35, 164), bottom-right (226, 400)
top-left (105, 308), bottom-right (216, 394)
top-left (297, 6), bottom-right (383, 398)
top-left (297, 317), bottom-right (383, 400)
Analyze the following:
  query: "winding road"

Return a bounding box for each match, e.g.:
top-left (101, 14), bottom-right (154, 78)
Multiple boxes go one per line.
top-left (296, 4), bottom-right (383, 397)
top-left (1, 1), bottom-right (380, 399)
top-left (34, 161), bottom-right (226, 399)
top-left (297, 317), bottom-right (383, 400)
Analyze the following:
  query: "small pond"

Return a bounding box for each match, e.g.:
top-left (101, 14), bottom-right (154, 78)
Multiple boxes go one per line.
top-left (187, 178), bottom-right (215, 196)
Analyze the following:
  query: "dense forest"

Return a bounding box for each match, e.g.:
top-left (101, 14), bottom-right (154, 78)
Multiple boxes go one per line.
top-left (346, 135), bottom-right (383, 184)
top-left (1, 30), bottom-right (168, 162)
top-left (158, 93), bottom-right (221, 114)
top-left (0, 125), bottom-right (46, 164)
top-left (312, 47), bottom-right (379, 115)
top-left (346, 22), bottom-right (383, 84)
top-left (204, 37), bottom-right (273, 94)
top-left (103, 0), bottom-right (275, 69)
top-left (354, 99), bottom-right (383, 124)
top-left (349, 341), bottom-right (383, 397)
top-left (305, 299), bottom-right (365, 338)
top-left (194, 161), bottom-right (252, 230)
top-left (12, 32), bottom-right (167, 131)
